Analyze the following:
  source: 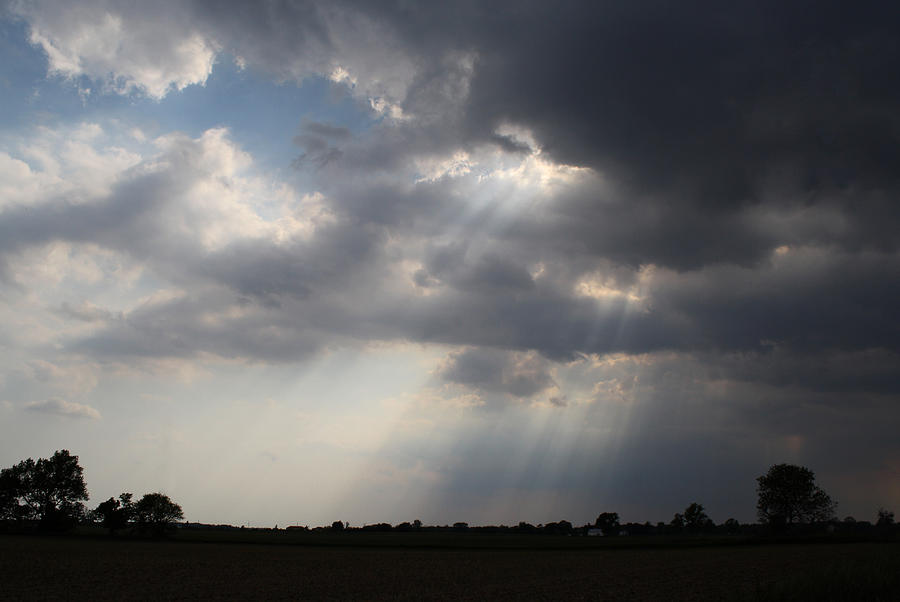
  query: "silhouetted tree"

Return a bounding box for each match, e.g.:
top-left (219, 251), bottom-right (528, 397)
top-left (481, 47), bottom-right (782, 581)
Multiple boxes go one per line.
top-left (756, 464), bottom-right (835, 528)
top-left (723, 518), bottom-right (740, 534)
top-left (0, 460), bottom-right (32, 522)
top-left (331, 520), bottom-right (345, 531)
top-left (594, 512), bottom-right (620, 536)
top-left (94, 493), bottom-right (135, 534)
top-left (516, 521), bottom-right (538, 533)
top-left (670, 513), bottom-right (685, 530)
top-left (876, 508), bottom-right (895, 527)
top-left (543, 520), bottom-right (573, 535)
top-left (135, 492), bottom-right (183, 536)
top-left (0, 450), bottom-right (87, 530)
top-left (683, 503), bottom-right (712, 532)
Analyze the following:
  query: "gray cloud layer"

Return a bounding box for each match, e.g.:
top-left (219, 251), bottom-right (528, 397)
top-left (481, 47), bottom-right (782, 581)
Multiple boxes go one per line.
top-left (5, 0), bottom-right (900, 370)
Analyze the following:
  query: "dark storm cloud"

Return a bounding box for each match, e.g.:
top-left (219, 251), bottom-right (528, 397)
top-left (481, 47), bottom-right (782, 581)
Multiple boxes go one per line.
top-left (200, 219), bottom-right (384, 302)
top-left (710, 348), bottom-right (900, 396)
top-left (421, 245), bottom-right (535, 294)
top-left (70, 294), bottom-right (328, 362)
top-left (458, 2), bottom-right (900, 196)
top-left (437, 347), bottom-right (556, 398)
top-left (649, 251), bottom-right (900, 353)
top-left (316, 0), bottom-right (900, 266)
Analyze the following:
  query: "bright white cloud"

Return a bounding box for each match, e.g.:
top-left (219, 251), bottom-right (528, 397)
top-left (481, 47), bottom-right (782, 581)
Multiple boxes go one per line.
top-left (16, 1), bottom-right (217, 98)
top-left (1, 121), bottom-right (310, 258)
top-left (0, 121), bottom-right (320, 376)
top-left (0, 122), bottom-right (142, 209)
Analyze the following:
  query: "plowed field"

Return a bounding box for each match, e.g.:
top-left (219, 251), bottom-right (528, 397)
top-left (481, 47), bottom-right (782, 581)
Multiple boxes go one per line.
top-left (1, 535), bottom-right (898, 600)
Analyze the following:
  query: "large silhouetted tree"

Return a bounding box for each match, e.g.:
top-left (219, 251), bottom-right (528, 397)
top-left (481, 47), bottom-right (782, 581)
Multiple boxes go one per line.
top-left (0, 450), bottom-right (87, 529)
top-left (135, 492), bottom-right (183, 536)
top-left (756, 464), bottom-right (835, 528)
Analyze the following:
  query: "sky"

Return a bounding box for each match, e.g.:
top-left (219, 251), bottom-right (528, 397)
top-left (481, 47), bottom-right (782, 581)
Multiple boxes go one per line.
top-left (0, 0), bottom-right (898, 528)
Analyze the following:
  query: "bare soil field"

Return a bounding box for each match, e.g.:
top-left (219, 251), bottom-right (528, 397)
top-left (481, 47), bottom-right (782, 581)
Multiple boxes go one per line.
top-left (1, 534), bottom-right (898, 600)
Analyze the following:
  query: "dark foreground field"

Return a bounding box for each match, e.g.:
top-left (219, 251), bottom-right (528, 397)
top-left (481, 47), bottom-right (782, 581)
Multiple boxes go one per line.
top-left (1, 534), bottom-right (898, 601)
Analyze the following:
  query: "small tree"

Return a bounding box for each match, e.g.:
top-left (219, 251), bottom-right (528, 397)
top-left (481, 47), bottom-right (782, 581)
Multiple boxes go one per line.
top-left (683, 503), bottom-right (712, 532)
top-left (594, 512), bottom-right (620, 536)
top-left (876, 508), bottom-right (895, 528)
top-left (756, 464), bottom-right (835, 528)
top-left (94, 493), bottom-right (135, 534)
top-left (723, 518), bottom-right (740, 534)
top-left (135, 492), bottom-right (183, 536)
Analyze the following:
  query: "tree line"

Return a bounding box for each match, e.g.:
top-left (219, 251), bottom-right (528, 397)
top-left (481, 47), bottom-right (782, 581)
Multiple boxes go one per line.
top-left (275, 464), bottom-right (894, 537)
top-left (1, 451), bottom-right (896, 537)
top-left (0, 450), bottom-right (182, 534)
